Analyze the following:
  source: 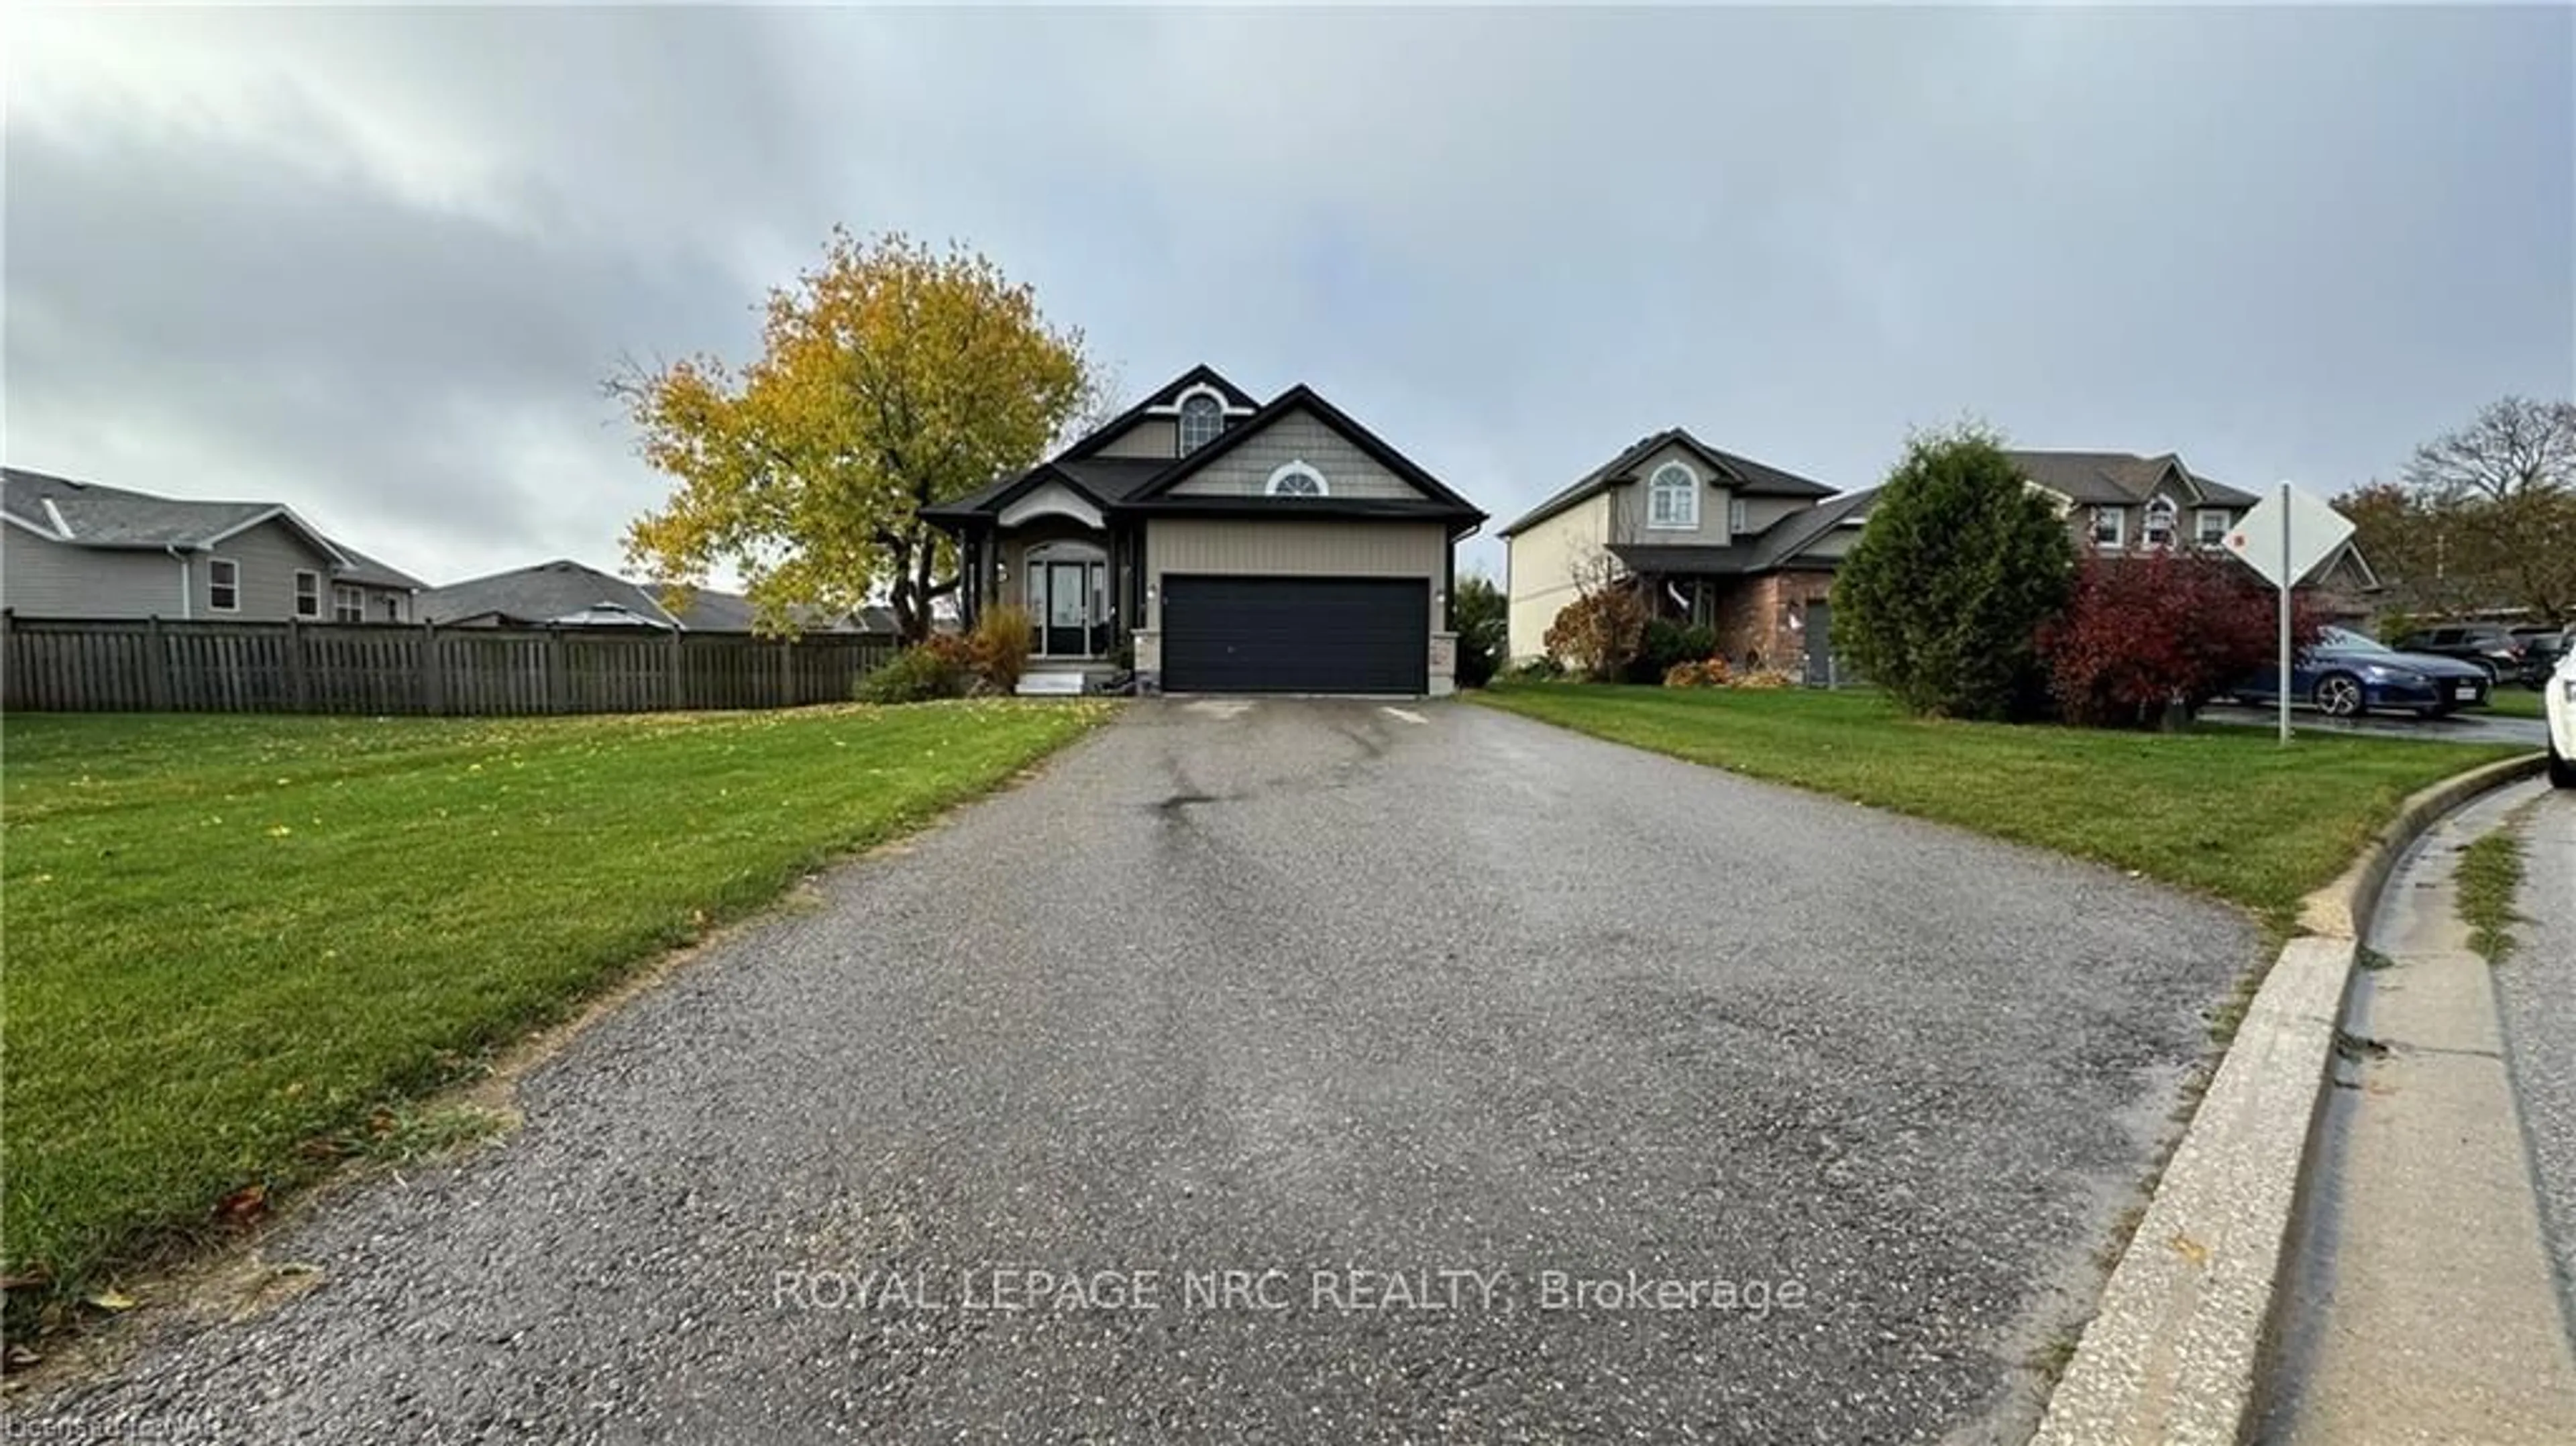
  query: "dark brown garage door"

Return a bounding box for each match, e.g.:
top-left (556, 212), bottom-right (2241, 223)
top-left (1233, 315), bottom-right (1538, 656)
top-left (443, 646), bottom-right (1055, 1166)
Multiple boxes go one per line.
top-left (1160, 575), bottom-right (1430, 695)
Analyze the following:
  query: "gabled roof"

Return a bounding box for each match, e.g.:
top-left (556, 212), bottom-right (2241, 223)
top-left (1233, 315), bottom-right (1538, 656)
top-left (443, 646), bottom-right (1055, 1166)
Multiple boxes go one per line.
top-left (1058, 364), bottom-right (1262, 463)
top-left (329, 542), bottom-right (429, 592)
top-left (925, 367), bottom-right (1481, 530)
top-left (1607, 487), bottom-right (1883, 579)
top-left (2004, 451), bottom-right (2259, 510)
top-left (3, 465), bottom-right (421, 584)
top-left (1745, 486), bottom-right (1881, 569)
top-left (1127, 384), bottom-right (1483, 519)
top-left (419, 560), bottom-right (682, 629)
top-left (419, 559), bottom-right (887, 633)
top-left (1499, 429), bottom-right (1833, 538)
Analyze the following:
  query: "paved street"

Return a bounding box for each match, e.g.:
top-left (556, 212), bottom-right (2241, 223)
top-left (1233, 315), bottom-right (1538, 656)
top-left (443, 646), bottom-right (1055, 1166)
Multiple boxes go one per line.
top-left (31, 700), bottom-right (2252, 1444)
top-left (2259, 779), bottom-right (2576, 1443)
top-left (2500, 786), bottom-right (2576, 1326)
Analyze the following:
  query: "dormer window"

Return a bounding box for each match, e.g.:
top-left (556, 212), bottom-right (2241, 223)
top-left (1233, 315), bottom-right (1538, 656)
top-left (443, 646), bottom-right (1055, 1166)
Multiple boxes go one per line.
top-left (1266, 461), bottom-right (1329, 497)
top-left (1647, 462), bottom-right (1699, 530)
top-left (2143, 496), bottom-right (2178, 549)
top-left (1177, 392), bottom-right (1224, 454)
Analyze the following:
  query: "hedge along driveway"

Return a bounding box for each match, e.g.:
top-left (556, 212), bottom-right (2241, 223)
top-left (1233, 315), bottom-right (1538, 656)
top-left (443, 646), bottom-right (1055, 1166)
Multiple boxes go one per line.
top-left (1472, 684), bottom-right (2525, 928)
top-left (2, 701), bottom-right (1114, 1311)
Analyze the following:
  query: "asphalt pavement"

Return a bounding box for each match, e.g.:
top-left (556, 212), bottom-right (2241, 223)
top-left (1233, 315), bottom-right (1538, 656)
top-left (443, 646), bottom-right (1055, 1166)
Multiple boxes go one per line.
top-left (27, 699), bottom-right (2254, 1444)
top-left (2199, 702), bottom-right (2550, 748)
top-left (2500, 785), bottom-right (2576, 1330)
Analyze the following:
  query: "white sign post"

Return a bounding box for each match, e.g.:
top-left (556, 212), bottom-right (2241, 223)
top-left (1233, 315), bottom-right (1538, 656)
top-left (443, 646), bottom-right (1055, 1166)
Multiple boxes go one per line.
top-left (2222, 480), bottom-right (2356, 744)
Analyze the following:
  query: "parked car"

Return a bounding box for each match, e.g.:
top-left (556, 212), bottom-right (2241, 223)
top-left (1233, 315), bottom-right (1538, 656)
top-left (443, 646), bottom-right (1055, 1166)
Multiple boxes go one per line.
top-left (2509, 625), bottom-right (2567, 688)
top-left (2391, 622), bottom-right (2530, 683)
top-left (2550, 644), bottom-right (2575, 789)
top-left (2231, 625), bottom-right (2493, 718)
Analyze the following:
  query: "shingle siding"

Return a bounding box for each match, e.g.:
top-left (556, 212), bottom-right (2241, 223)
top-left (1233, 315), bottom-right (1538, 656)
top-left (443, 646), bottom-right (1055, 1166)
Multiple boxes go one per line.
top-left (1169, 410), bottom-right (1427, 502)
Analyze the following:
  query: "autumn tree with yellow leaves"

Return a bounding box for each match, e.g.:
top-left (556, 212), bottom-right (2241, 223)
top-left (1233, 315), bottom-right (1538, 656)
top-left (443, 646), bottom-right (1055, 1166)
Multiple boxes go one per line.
top-left (613, 230), bottom-right (1098, 641)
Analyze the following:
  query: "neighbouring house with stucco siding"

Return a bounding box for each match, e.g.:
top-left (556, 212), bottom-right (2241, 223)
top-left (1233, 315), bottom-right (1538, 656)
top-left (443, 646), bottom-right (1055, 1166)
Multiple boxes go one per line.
top-left (921, 365), bottom-right (1484, 696)
top-left (2, 467), bottom-right (423, 623)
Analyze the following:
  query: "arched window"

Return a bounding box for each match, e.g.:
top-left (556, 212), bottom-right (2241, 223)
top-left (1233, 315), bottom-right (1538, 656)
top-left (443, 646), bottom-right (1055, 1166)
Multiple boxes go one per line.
top-left (1177, 392), bottom-right (1224, 453)
top-left (1265, 461), bottom-right (1329, 497)
top-left (2143, 496), bottom-right (2178, 549)
top-left (1647, 461), bottom-right (1699, 529)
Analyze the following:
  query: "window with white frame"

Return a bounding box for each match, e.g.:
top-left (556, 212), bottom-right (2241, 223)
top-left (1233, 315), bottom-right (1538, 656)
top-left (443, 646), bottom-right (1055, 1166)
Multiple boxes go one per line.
top-left (2195, 509), bottom-right (2231, 547)
top-left (1727, 496), bottom-right (1748, 535)
top-left (2089, 507), bottom-right (2125, 550)
top-left (333, 585), bottom-right (364, 623)
top-left (1177, 392), bottom-right (1224, 454)
top-left (209, 557), bottom-right (240, 612)
top-left (2143, 496), bottom-right (2178, 549)
top-left (1647, 462), bottom-right (1699, 529)
top-left (1265, 460), bottom-right (1329, 497)
top-left (294, 569), bottom-right (321, 618)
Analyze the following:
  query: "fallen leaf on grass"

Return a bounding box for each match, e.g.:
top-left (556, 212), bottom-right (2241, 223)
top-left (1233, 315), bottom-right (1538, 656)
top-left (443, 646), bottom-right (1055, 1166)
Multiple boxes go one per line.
top-left (3, 1343), bottom-right (41, 1373)
top-left (83, 1289), bottom-right (136, 1313)
top-left (214, 1182), bottom-right (269, 1225)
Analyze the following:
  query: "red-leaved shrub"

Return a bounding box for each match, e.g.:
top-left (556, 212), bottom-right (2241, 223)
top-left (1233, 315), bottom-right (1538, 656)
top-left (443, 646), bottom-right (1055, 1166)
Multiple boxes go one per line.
top-left (2040, 551), bottom-right (2324, 728)
top-left (1544, 588), bottom-right (1651, 681)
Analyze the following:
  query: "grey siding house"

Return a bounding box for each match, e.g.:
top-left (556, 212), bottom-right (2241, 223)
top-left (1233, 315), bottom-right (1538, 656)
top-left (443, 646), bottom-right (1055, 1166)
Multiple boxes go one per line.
top-left (1, 467), bottom-right (423, 622)
top-left (922, 366), bottom-right (1485, 696)
top-left (418, 559), bottom-right (897, 634)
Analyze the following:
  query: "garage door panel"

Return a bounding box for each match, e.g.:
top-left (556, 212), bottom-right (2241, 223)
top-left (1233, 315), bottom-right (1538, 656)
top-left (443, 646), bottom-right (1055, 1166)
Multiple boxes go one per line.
top-left (1161, 576), bottom-right (1428, 694)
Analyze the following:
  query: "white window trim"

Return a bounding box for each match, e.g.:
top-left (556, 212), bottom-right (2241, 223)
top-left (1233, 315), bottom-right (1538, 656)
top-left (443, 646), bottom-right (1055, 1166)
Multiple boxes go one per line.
top-left (1145, 382), bottom-right (1254, 417)
top-left (1265, 460), bottom-right (1330, 497)
top-left (208, 556), bottom-right (241, 612)
top-left (2194, 508), bottom-right (2231, 547)
top-left (332, 583), bottom-right (365, 623)
top-left (2143, 496), bottom-right (2178, 549)
top-left (293, 569), bottom-right (322, 618)
top-left (1726, 496), bottom-right (1748, 536)
top-left (1176, 391), bottom-right (1226, 454)
top-left (1646, 462), bottom-right (1700, 531)
top-left (2090, 507), bottom-right (2125, 551)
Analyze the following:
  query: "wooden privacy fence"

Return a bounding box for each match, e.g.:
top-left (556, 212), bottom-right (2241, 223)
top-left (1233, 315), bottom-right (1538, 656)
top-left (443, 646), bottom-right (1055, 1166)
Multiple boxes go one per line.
top-left (0, 614), bottom-right (901, 716)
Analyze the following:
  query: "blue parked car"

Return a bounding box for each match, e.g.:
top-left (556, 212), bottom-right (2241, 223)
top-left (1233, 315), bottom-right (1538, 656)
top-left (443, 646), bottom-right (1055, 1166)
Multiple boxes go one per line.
top-left (2231, 626), bottom-right (2493, 718)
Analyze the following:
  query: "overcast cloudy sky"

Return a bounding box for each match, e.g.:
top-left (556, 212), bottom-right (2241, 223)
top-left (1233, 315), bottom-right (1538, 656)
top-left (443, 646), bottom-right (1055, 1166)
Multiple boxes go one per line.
top-left (9, 5), bottom-right (2570, 586)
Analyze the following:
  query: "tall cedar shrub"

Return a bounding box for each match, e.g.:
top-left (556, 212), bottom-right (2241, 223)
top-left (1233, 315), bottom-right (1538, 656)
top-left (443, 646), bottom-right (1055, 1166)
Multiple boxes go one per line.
top-left (1452, 574), bottom-right (1507, 688)
top-left (2041, 551), bottom-right (2324, 728)
top-left (1831, 426), bottom-right (2075, 719)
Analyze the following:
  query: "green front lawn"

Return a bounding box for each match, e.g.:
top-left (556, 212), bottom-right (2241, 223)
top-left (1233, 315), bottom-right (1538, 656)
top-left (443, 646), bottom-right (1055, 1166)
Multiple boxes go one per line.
top-left (3, 702), bottom-right (1112, 1311)
top-left (2484, 687), bottom-right (2546, 719)
top-left (1474, 684), bottom-right (2523, 924)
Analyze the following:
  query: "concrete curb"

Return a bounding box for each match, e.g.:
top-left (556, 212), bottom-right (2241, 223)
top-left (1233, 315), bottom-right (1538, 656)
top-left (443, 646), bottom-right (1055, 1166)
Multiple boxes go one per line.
top-left (2032, 750), bottom-right (2549, 1446)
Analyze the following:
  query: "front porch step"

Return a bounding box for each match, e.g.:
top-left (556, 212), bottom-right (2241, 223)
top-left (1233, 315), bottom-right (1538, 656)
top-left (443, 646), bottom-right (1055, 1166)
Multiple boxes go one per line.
top-left (1015, 671), bottom-right (1089, 696)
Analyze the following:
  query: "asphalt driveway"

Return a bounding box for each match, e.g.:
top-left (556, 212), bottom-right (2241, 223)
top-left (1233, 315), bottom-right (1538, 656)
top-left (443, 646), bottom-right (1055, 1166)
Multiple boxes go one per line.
top-left (34, 699), bottom-right (2253, 1443)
